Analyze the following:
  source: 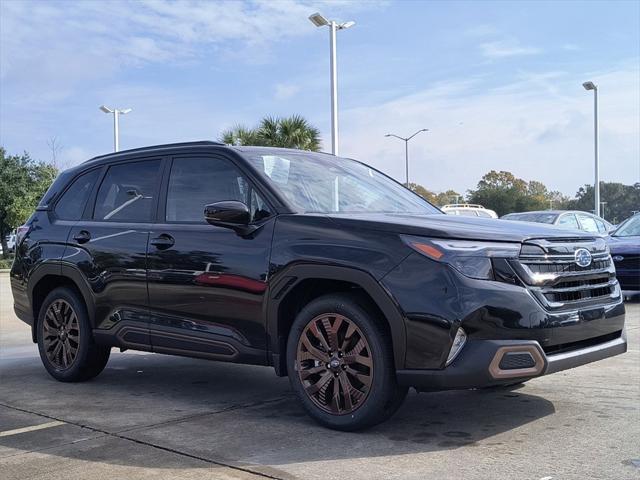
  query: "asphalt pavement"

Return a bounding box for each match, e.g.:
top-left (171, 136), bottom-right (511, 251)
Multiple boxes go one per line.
top-left (1, 273), bottom-right (638, 480)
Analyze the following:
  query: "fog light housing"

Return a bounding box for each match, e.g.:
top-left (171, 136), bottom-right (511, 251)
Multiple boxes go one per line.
top-left (446, 328), bottom-right (467, 366)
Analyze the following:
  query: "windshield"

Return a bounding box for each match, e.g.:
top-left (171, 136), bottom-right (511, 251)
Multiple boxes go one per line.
top-left (613, 215), bottom-right (640, 237)
top-left (245, 151), bottom-right (441, 215)
top-left (503, 212), bottom-right (558, 224)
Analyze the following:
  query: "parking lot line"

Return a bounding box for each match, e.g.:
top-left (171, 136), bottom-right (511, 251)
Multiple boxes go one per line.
top-left (0, 420), bottom-right (65, 437)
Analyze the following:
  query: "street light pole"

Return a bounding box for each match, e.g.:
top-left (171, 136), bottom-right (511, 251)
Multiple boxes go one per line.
top-left (113, 109), bottom-right (120, 152)
top-left (583, 81), bottom-right (600, 217)
top-left (309, 13), bottom-right (355, 156)
top-left (600, 201), bottom-right (607, 220)
top-left (100, 105), bottom-right (132, 152)
top-left (385, 129), bottom-right (429, 187)
top-left (329, 20), bottom-right (338, 156)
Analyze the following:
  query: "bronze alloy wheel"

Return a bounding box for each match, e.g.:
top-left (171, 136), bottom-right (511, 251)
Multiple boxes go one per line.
top-left (42, 299), bottom-right (80, 369)
top-left (296, 313), bottom-right (373, 415)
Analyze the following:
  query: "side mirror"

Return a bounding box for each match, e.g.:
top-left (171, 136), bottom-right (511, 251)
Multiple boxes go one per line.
top-left (204, 201), bottom-right (253, 234)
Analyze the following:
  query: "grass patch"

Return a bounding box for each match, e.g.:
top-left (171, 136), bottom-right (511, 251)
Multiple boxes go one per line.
top-left (0, 256), bottom-right (15, 269)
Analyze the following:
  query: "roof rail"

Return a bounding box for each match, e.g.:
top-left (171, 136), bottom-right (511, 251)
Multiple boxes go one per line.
top-left (442, 203), bottom-right (486, 209)
top-left (85, 140), bottom-right (226, 163)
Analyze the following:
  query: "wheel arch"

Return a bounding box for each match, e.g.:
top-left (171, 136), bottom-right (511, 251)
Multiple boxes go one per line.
top-left (29, 263), bottom-right (96, 342)
top-left (267, 264), bottom-right (407, 375)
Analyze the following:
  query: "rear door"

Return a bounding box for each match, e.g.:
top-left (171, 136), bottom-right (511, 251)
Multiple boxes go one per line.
top-left (557, 213), bottom-right (580, 231)
top-left (576, 213), bottom-right (601, 234)
top-left (68, 158), bottom-right (163, 348)
top-left (146, 153), bottom-right (275, 364)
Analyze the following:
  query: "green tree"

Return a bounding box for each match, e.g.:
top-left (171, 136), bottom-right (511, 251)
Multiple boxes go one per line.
top-left (408, 184), bottom-right (463, 207)
top-left (0, 147), bottom-right (57, 257)
top-left (468, 170), bottom-right (557, 216)
top-left (434, 190), bottom-right (464, 207)
top-left (567, 182), bottom-right (640, 224)
top-left (220, 125), bottom-right (260, 147)
top-left (408, 183), bottom-right (436, 203)
top-left (467, 170), bottom-right (527, 216)
top-left (220, 115), bottom-right (321, 151)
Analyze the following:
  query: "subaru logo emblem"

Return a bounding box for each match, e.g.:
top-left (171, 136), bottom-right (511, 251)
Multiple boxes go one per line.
top-left (574, 248), bottom-right (592, 268)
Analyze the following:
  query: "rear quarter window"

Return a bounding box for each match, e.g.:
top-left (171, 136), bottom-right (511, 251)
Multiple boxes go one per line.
top-left (54, 169), bottom-right (101, 220)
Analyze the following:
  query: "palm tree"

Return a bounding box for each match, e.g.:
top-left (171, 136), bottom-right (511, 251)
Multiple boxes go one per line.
top-left (220, 115), bottom-right (322, 151)
top-left (220, 125), bottom-right (261, 147)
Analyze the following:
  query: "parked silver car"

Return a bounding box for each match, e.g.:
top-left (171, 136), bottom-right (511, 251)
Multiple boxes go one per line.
top-left (501, 210), bottom-right (614, 234)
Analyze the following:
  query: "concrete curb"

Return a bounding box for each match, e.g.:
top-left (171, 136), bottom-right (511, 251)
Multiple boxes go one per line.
top-left (0, 269), bottom-right (10, 273)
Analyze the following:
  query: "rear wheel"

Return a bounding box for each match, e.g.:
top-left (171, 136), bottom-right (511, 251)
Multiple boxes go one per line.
top-left (37, 287), bottom-right (110, 382)
top-left (287, 293), bottom-right (407, 431)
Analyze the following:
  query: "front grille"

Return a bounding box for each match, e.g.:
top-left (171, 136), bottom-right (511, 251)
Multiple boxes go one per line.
top-left (525, 257), bottom-right (611, 274)
top-left (544, 279), bottom-right (613, 303)
top-left (511, 238), bottom-right (620, 310)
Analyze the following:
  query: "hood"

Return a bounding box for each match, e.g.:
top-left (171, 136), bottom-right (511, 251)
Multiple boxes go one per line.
top-left (607, 235), bottom-right (640, 254)
top-left (325, 213), bottom-right (597, 243)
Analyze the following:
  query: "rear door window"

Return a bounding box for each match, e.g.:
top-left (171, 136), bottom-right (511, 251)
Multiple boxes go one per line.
top-left (576, 213), bottom-right (600, 233)
top-left (557, 213), bottom-right (580, 230)
top-left (93, 160), bottom-right (161, 222)
top-left (55, 169), bottom-right (100, 220)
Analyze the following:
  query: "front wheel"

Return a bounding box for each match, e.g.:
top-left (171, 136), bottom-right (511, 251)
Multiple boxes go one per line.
top-left (37, 287), bottom-right (110, 382)
top-left (287, 293), bottom-right (407, 431)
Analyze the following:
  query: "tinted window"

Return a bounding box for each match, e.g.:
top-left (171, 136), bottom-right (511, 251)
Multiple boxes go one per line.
top-left (166, 156), bottom-right (270, 223)
top-left (576, 213), bottom-right (599, 233)
top-left (557, 213), bottom-right (580, 230)
top-left (94, 160), bottom-right (161, 222)
top-left (55, 169), bottom-right (100, 220)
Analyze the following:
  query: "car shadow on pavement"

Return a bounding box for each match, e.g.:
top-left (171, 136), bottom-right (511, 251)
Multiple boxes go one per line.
top-left (0, 351), bottom-right (555, 472)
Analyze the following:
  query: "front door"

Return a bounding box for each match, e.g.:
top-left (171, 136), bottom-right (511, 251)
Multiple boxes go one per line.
top-left (68, 158), bottom-right (163, 349)
top-left (146, 154), bottom-right (274, 364)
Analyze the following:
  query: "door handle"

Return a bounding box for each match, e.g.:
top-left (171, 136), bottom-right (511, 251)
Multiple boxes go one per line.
top-left (150, 234), bottom-right (175, 250)
top-left (73, 230), bottom-right (91, 244)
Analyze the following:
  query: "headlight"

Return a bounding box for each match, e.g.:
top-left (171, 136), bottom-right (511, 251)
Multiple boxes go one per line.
top-left (401, 235), bottom-right (521, 280)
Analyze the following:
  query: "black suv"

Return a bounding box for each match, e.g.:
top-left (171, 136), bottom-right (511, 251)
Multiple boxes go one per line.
top-left (11, 141), bottom-right (627, 430)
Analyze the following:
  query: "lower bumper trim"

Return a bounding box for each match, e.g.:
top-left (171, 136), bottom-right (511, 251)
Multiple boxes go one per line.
top-left (545, 329), bottom-right (627, 374)
top-left (397, 330), bottom-right (627, 391)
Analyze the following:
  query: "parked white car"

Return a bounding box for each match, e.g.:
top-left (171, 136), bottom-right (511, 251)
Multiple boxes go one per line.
top-left (441, 203), bottom-right (498, 219)
top-left (501, 210), bottom-right (614, 234)
top-left (6, 234), bottom-right (16, 252)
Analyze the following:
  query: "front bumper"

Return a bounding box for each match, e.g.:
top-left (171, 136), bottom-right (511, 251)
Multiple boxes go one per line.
top-left (396, 329), bottom-right (627, 390)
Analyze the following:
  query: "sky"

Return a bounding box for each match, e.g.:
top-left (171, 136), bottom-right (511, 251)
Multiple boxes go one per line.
top-left (1, 0), bottom-right (639, 197)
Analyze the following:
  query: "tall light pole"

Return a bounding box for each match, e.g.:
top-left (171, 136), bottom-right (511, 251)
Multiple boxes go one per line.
top-left (582, 81), bottom-right (599, 217)
top-left (100, 105), bottom-right (132, 152)
top-left (385, 129), bottom-right (429, 187)
top-left (309, 12), bottom-right (355, 156)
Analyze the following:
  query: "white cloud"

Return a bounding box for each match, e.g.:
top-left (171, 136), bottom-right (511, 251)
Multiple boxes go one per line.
top-left (0, 0), bottom-right (372, 98)
top-left (479, 40), bottom-right (541, 58)
top-left (275, 83), bottom-right (301, 100)
top-left (339, 62), bottom-right (640, 196)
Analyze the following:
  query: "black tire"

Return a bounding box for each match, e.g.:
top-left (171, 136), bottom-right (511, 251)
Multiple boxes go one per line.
top-left (287, 293), bottom-right (407, 431)
top-left (37, 287), bottom-right (110, 382)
